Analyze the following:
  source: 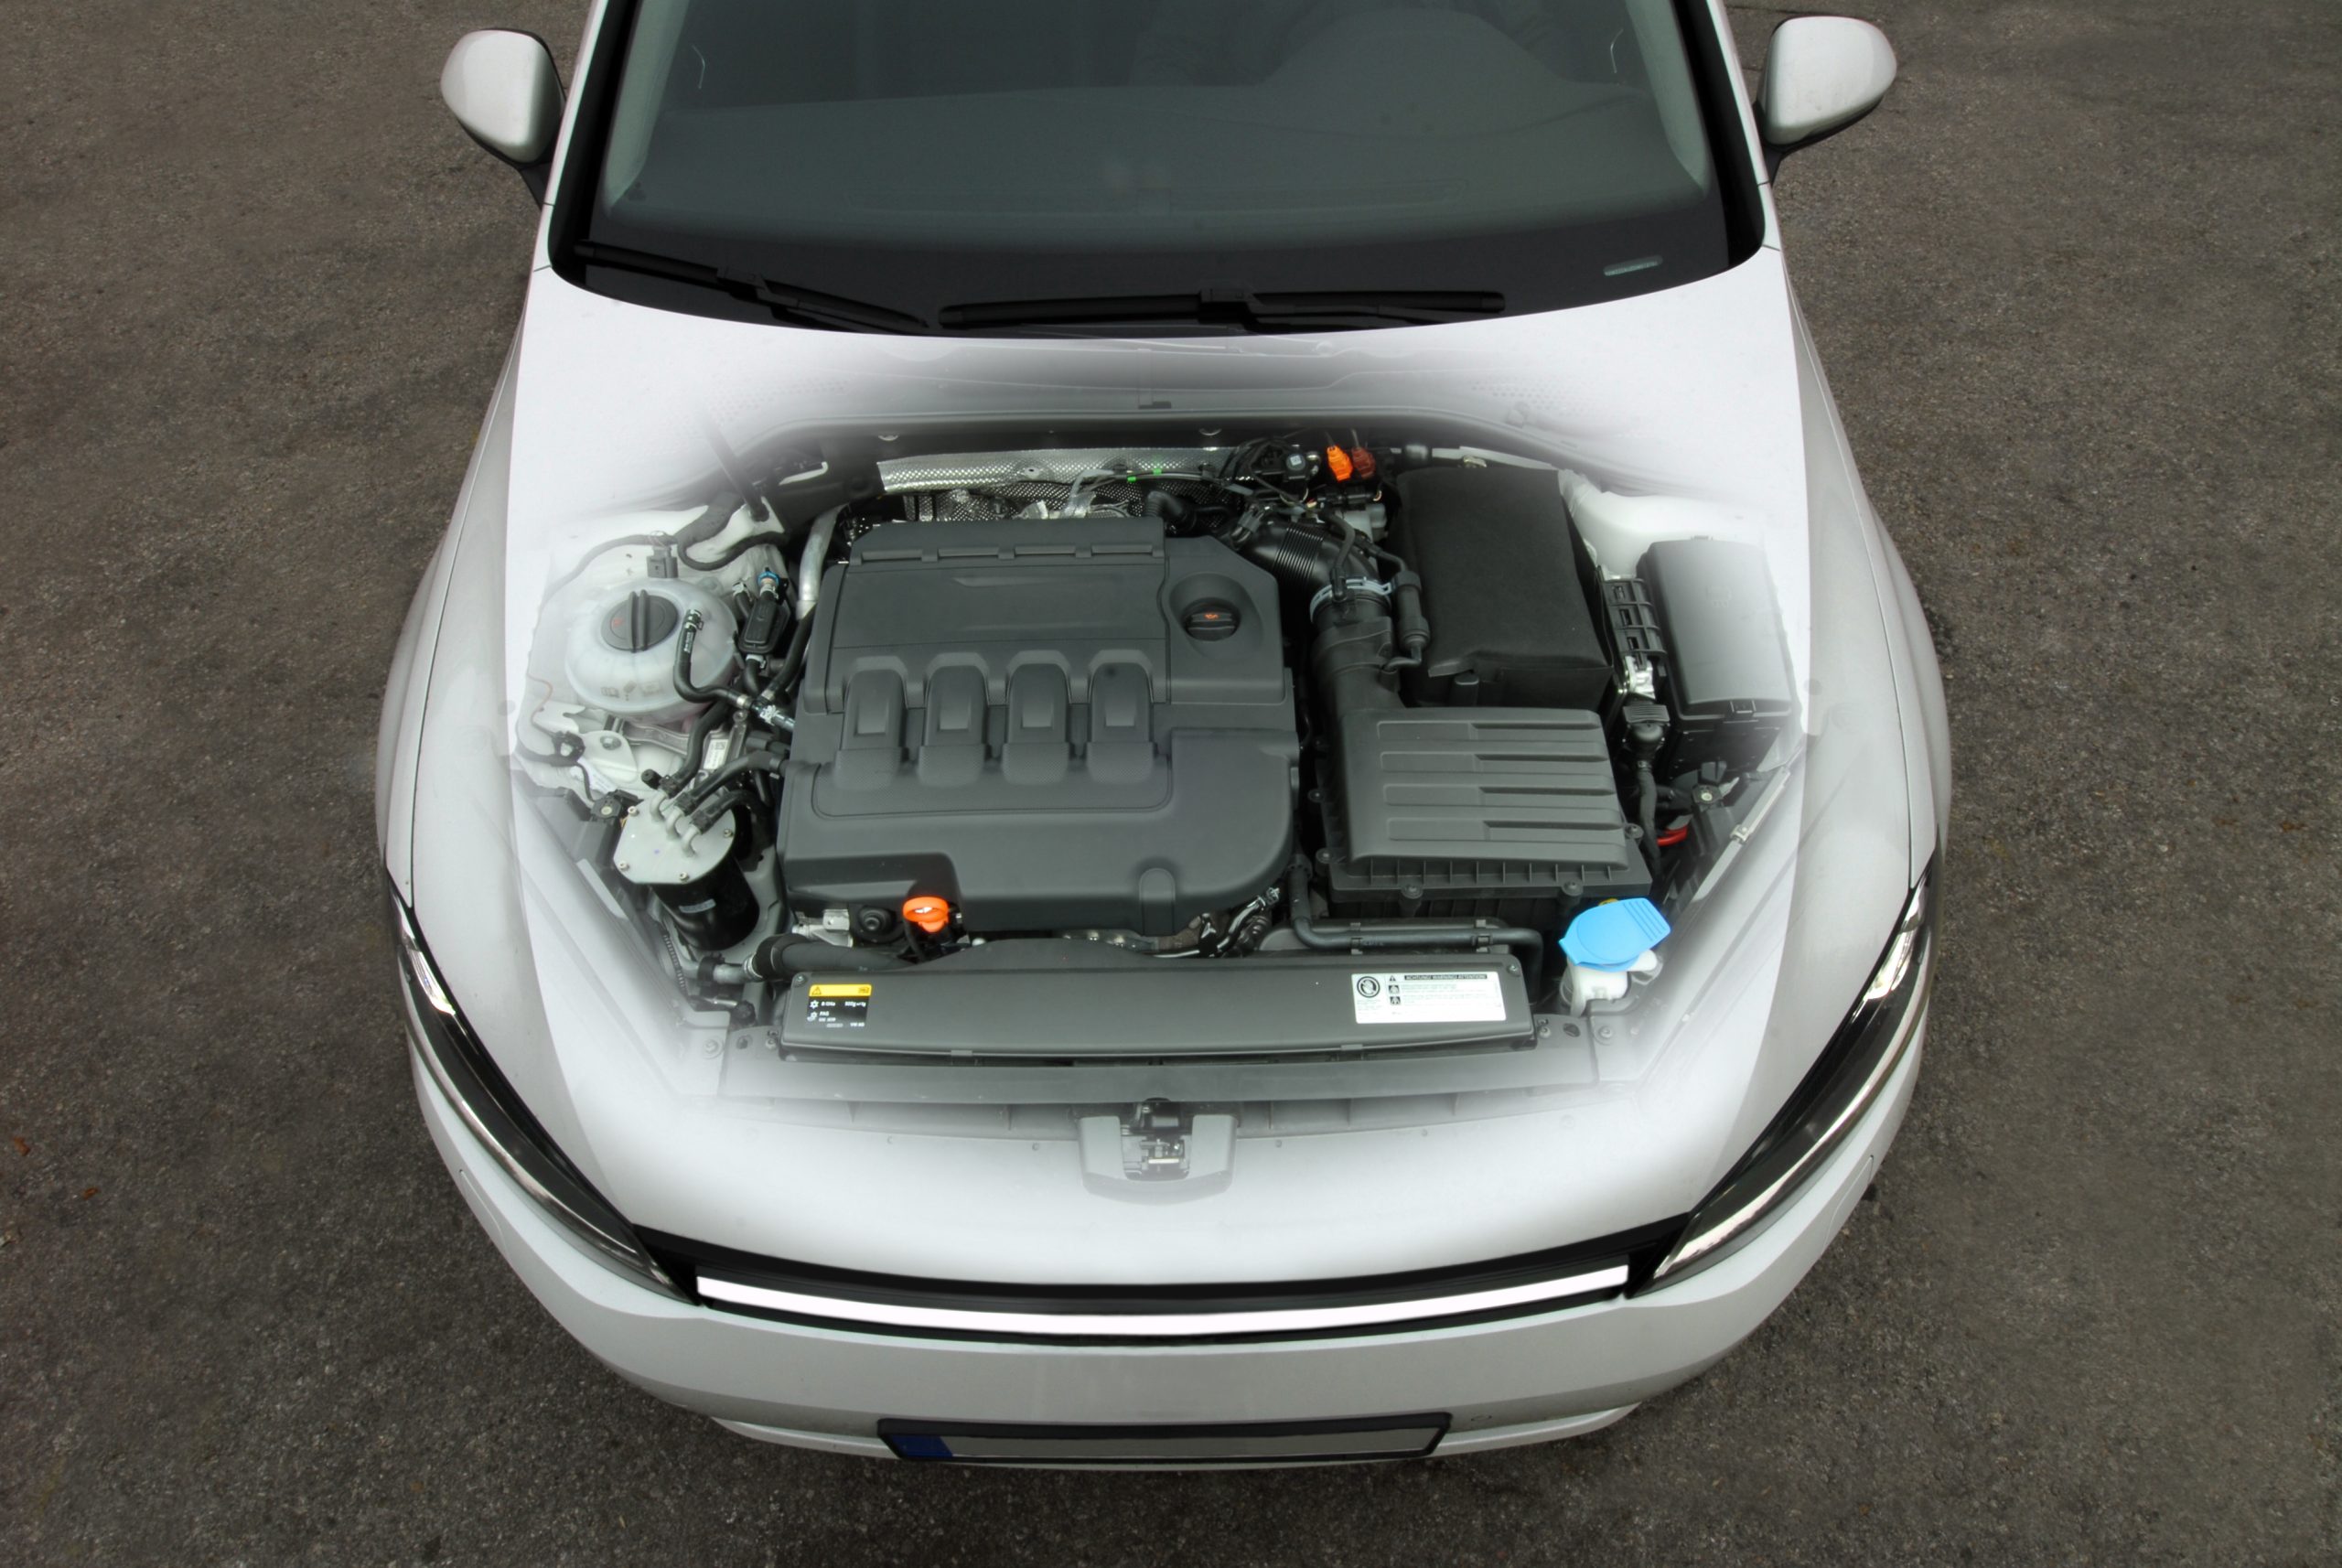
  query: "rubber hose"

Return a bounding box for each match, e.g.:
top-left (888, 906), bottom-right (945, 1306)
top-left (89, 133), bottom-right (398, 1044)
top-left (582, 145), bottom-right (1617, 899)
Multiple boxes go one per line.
top-left (1283, 859), bottom-right (1546, 997)
top-left (677, 747), bottom-right (788, 814)
top-left (749, 936), bottom-right (908, 983)
top-left (662, 702), bottom-right (732, 795)
top-left (756, 614), bottom-right (817, 704)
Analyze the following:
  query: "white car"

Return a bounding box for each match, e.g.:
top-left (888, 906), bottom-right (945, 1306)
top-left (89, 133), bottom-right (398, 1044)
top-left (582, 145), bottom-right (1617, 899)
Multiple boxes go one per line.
top-left (383, 0), bottom-right (1944, 1466)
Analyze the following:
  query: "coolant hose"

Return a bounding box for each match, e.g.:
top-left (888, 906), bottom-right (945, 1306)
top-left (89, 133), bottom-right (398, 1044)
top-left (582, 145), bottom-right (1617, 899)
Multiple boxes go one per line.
top-left (756, 614), bottom-right (816, 706)
top-left (672, 610), bottom-right (739, 705)
top-left (747, 936), bottom-right (908, 984)
top-left (1283, 859), bottom-right (1546, 999)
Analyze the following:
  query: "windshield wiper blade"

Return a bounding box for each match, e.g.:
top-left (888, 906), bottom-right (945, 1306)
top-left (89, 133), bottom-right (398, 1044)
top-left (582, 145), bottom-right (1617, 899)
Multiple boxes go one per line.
top-left (569, 241), bottom-right (931, 334)
top-left (936, 285), bottom-right (1506, 333)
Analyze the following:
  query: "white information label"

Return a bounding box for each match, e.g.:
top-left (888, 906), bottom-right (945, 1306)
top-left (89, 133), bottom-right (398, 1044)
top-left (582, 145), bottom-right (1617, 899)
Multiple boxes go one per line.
top-left (1349, 970), bottom-right (1508, 1025)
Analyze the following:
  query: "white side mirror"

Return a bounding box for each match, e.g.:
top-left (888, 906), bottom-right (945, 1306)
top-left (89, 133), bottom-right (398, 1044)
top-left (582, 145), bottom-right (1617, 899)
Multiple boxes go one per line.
top-left (441, 30), bottom-right (563, 177)
top-left (1759, 17), bottom-right (1896, 155)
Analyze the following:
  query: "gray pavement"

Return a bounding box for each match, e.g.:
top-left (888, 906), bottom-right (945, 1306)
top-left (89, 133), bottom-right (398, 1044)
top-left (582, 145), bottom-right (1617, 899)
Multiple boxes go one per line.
top-left (3, 2), bottom-right (2337, 1563)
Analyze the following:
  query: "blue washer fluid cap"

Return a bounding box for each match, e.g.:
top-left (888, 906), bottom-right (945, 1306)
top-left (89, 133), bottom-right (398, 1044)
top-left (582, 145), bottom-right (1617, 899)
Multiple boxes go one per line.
top-left (1561, 898), bottom-right (1671, 972)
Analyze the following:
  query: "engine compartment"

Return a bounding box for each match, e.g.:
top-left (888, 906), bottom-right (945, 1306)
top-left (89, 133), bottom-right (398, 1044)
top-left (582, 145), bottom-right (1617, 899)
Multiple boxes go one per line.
top-left (519, 432), bottom-right (1797, 1039)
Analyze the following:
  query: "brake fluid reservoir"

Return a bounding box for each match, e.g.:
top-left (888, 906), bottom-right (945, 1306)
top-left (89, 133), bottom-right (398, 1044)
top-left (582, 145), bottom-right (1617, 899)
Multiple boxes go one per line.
top-left (564, 580), bottom-right (738, 720)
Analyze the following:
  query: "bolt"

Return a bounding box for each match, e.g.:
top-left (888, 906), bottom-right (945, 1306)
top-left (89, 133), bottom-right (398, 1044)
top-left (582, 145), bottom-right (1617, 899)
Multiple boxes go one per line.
top-left (1537, 1020), bottom-right (1552, 1037)
top-left (1596, 1024), bottom-right (1614, 1040)
top-left (615, 860), bottom-right (629, 871)
top-left (599, 735), bottom-right (620, 749)
top-left (703, 1037), bottom-right (721, 1058)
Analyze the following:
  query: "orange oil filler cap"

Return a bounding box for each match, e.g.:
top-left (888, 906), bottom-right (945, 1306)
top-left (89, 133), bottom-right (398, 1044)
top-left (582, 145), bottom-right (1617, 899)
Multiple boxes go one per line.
top-left (901, 895), bottom-right (952, 935)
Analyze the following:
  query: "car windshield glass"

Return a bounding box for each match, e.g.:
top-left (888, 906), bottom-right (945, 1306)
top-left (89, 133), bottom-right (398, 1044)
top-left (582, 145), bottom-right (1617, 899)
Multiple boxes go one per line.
top-left (563, 0), bottom-right (1747, 328)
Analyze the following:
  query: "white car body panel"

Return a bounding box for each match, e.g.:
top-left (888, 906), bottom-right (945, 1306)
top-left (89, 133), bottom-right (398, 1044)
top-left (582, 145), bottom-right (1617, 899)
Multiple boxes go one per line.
top-left (417, 1009), bottom-right (1925, 1455)
top-left (377, 0), bottom-right (1946, 1454)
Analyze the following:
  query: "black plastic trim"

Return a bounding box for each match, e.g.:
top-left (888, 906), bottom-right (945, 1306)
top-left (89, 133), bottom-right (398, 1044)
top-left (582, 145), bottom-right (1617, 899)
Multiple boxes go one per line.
top-left (1676, 0), bottom-right (1769, 259)
top-left (876, 1413), bottom-right (1449, 1464)
top-left (1637, 864), bottom-right (1937, 1290)
top-left (392, 893), bottom-right (670, 1285)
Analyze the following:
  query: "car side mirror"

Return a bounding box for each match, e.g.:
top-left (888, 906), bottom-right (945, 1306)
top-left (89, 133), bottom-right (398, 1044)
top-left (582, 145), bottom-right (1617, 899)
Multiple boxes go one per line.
top-left (440, 30), bottom-right (564, 202)
top-left (1758, 17), bottom-right (1896, 171)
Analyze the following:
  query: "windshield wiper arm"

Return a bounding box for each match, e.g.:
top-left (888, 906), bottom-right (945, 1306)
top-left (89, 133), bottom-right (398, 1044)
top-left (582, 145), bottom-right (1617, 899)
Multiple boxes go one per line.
top-left (569, 241), bottom-right (931, 334)
top-left (936, 285), bottom-right (1506, 333)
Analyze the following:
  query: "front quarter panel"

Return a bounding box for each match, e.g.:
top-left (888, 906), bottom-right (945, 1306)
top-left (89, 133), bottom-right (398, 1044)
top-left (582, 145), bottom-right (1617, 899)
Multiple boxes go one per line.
top-left (379, 338), bottom-right (520, 902)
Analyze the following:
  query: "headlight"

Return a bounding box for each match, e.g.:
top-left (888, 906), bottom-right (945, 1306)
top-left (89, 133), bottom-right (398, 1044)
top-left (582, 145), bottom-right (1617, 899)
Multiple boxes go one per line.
top-left (1646, 864), bottom-right (1935, 1287)
top-left (392, 891), bottom-right (682, 1298)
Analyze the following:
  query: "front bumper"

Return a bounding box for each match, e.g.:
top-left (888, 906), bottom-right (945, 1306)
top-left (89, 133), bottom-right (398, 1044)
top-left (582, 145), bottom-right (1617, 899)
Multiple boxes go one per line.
top-left (410, 1011), bottom-right (1924, 1462)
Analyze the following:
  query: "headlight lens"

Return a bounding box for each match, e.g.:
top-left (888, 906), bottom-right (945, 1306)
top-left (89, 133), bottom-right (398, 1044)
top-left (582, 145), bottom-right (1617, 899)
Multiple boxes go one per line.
top-left (1646, 864), bottom-right (1935, 1287)
top-left (392, 891), bottom-right (682, 1298)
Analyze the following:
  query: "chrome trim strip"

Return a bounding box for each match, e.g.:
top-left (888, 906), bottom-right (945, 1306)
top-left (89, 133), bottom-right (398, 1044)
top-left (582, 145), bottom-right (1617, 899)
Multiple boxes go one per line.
top-left (694, 1263), bottom-right (1630, 1339)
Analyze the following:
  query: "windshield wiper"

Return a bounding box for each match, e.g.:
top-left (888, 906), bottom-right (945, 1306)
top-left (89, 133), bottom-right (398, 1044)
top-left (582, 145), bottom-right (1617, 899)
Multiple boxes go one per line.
top-left (936, 285), bottom-right (1507, 334)
top-left (569, 241), bottom-right (931, 334)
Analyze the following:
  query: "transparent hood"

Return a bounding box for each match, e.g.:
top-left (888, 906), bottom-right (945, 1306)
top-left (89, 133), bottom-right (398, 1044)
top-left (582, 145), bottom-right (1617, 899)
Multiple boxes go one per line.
top-left (404, 246), bottom-right (1918, 1282)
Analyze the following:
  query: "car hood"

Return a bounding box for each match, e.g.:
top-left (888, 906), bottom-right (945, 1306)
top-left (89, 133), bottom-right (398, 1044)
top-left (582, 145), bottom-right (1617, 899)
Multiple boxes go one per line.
top-left (403, 245), bottom-right (1920, 1284)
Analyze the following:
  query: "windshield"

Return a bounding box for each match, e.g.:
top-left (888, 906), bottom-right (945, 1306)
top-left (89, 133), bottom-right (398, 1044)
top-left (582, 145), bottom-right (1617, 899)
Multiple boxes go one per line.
top-left (554, 0), bottom-right (1754, 329)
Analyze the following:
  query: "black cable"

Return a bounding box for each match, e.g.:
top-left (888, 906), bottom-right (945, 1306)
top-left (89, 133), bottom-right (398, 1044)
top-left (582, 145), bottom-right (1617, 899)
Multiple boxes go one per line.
top-left (543, 532), bottom-right (665, 600)
top-left (1636, 759), bottom-right (1664, 879)
top-left (680, 530), bottom-right (791, 572)
top-left (543, 496), bottom-right (736, 599)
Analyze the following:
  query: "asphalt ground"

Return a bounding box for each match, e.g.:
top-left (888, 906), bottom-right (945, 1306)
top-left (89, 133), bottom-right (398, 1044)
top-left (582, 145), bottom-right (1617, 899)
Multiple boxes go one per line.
top-left (3, 2), bottom-right (2337, 1563)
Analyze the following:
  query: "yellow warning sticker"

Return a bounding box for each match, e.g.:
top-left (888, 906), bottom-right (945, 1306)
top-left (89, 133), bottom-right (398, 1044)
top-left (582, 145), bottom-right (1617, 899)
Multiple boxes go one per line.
top-left (807, 983), bottom-right (873, 998)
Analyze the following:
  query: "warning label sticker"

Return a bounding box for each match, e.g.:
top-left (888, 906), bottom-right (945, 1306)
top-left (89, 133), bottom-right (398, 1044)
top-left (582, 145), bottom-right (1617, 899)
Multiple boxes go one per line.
top-left (804, 982), bottom-right (872, 1029)
top-left (1350, 970), bottom-right (1507, 1025)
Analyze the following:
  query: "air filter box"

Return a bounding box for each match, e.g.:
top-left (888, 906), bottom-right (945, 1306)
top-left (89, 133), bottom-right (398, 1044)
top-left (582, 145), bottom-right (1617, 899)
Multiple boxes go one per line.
top-left (1322, 706), bottom-right (1650, 928)
top-left (1389, 466), bottom-right (1613, 712)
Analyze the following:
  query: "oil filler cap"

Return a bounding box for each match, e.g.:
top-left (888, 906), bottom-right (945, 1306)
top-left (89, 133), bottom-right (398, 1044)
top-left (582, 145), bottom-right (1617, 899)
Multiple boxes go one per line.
top-left (1183, 601), bottom-right (1241, 641)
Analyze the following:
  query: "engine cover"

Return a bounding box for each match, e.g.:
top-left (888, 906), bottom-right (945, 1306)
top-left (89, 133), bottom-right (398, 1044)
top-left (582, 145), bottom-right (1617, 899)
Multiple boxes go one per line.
top-left (779, 521), bottom-right (1298, 934)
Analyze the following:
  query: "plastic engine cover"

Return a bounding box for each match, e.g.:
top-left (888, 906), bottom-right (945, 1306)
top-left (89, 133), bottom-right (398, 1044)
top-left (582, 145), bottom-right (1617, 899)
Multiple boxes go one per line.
top-left (779, 521), bottom-right (1298, 934)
